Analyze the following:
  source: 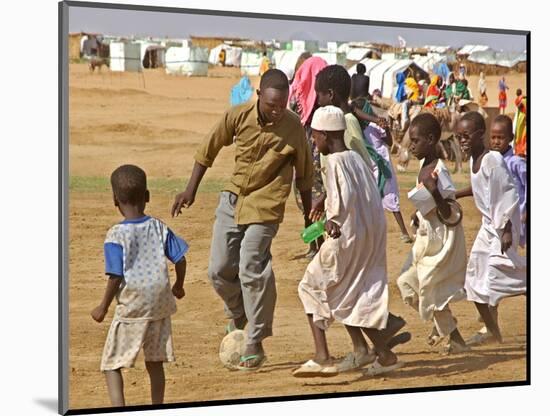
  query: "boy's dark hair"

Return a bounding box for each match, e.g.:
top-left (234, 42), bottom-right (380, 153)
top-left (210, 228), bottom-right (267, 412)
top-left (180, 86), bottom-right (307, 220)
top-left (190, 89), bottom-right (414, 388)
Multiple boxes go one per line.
top-left (493, 114), bottom-right (514, 139)
top-left (410, 112), bottom-right (441, 141)
top-left (259, 69), bottom-right (289, 91)
top-left (356, 63), bottom-right (366, 74)
top-left (110, 164), bottom-right (147, 205)
top-left (516, 88), bottom-right (522, 96)
top-left (460, 111), bottom-right (486, 134)
top-left (315, 65), bottom-right (351, 99)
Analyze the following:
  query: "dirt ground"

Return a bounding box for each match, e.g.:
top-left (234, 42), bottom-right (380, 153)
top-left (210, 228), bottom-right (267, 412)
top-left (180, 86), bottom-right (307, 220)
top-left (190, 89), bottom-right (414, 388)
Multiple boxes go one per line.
top-left (68, 63), bottom-right (527, 411)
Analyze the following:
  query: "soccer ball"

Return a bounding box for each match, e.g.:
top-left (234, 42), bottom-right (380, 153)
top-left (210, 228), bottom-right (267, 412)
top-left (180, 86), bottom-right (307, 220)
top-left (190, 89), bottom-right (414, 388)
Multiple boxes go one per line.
top-left (219, 329), bottom-right (247, 369)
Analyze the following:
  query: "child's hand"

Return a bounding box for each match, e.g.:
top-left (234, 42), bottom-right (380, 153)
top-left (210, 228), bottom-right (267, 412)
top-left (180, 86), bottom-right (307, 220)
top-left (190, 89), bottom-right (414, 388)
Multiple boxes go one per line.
top-left (309, 197), bottom-right (325, 222)
top-left (172, 284), bottom-right (185, 299)
top-left (422, 171), bottom-right (439, 195)
top-left (501, 230), bottom-right (513, 254)
top-left (325, 220), bottom-right (341, 239)
top-left (91, 305), bottom-right (108, 323)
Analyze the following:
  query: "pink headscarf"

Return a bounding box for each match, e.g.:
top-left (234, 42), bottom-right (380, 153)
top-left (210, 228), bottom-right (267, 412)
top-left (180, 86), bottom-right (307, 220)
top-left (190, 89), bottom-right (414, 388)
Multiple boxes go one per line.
top-left (289, 56), bottom-right (328, 126)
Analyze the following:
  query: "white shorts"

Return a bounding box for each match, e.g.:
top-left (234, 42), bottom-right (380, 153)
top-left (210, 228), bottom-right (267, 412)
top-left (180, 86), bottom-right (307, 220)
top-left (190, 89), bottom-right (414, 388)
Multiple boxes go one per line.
top-left (100, 317), bottom-right (174, 371)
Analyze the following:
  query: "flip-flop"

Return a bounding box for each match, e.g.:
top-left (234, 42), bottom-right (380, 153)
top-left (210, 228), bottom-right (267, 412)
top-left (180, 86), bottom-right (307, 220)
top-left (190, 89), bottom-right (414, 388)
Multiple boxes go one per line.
top-left (336, 352), bottom-right (377, 372)
top-left (236, 354), bottom-right (267, 372)
top-left (292, 359), bottom-right (339, 378)
top-left (465, 332), bottom-right (497, 347)
top-left (364, 358), bottom-right (404, 376)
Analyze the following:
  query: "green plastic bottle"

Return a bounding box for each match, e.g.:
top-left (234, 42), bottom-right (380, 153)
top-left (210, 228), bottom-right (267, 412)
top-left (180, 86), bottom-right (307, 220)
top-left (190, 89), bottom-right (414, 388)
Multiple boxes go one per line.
top-left (301, 219), bottom-right (326, 244)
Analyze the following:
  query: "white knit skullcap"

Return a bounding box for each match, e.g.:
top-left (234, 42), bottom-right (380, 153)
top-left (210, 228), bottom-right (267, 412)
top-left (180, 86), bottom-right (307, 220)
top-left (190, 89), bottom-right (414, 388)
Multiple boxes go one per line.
top-left (311, 105), bottom-right (346, 131)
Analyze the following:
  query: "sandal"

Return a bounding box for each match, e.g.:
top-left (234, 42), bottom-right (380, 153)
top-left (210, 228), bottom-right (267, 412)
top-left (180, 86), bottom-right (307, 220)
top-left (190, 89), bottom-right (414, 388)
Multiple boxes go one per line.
top-left (364, 358), bottom-right (404, 376)
top-left (336, 351), bottom-right (376, 372)
top-left (465, 332), bottom-right (497, 347)
top-left (292, 359), bottom-right (339, 378)
top-left (236, 353), bottom-right (267, 371)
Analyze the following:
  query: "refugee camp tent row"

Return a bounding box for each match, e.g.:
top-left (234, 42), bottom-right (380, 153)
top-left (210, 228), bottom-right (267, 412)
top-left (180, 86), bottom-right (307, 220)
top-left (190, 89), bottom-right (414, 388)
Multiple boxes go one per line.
top-left (467, 49), bottom-right (527, 68)
top-left (165, 46), bottom-right (209, 76)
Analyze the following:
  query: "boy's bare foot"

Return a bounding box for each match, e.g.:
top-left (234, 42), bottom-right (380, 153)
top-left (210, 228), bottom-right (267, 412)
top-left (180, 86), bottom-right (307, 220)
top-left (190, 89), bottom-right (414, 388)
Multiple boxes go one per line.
top-left (442, 339), bottom-right (471, 355)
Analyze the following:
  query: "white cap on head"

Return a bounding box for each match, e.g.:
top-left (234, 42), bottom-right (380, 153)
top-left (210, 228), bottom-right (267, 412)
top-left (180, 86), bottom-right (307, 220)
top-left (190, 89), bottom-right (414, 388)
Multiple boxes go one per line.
top-left (311, 105), bottom-right (346, 131)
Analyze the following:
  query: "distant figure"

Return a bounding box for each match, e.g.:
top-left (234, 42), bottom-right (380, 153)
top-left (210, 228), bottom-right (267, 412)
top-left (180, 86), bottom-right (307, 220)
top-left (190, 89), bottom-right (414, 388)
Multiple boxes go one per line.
top-left (259, 52), bottom-right (271, 76)
top-left (498, 76), bottom-right (509, 114)
top-left (513, 89), bottom-right (527, 157)
top-left (478, 72), bottom-right (488, 106)
top-left (350, 63), bottom-right (370, 100)
top-left (218, 48), bottom-right (226, 67)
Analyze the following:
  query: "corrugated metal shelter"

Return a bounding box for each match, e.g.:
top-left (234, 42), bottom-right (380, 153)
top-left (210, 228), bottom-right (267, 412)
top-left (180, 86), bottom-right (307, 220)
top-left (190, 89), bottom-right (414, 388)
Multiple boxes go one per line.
top-left (109, 42), bottom-right (142, 72)
top-left (165, 46), bottom-right (209, 76)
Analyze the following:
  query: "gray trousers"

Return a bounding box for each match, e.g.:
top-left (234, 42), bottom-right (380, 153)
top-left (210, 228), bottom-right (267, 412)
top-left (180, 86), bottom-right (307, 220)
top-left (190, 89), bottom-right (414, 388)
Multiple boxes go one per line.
top-left (208, 191), bottom-right (279, 345)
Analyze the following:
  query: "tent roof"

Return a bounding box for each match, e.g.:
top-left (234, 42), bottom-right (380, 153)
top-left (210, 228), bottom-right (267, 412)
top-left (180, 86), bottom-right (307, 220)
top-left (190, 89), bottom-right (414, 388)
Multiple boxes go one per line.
top-left (457, 44), bottom-right (490, 55)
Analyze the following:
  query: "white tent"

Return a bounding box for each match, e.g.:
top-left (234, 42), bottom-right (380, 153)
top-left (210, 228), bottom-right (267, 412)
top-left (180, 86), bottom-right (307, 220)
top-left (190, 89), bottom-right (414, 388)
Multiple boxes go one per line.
top-left (346, 48), bottom-right (374, 62)
top-left (457, 44), bottom-right (490, 55)
top-left (382, 60), bottom-right (417, 99)
top-left (165, 46), bottom-right (209, 76)
top-left (272, 50), bottom-right (303, 80)
top-left (208, 44), bottom-right (242, 67)
top-left (240, 51), bottom-right (263, 76)
top-left (313, 52), bottom-right (343, 65)
top-left (109, 42), bottom-right (142, 72)
top-left (347, 58), bottom-right (385, 77)
top-left (138, 42), bottom-right (166, 68)
top-left (367, 59), bottom-right (397, 96)
top-left (348, 58), bottom-right (428, 98)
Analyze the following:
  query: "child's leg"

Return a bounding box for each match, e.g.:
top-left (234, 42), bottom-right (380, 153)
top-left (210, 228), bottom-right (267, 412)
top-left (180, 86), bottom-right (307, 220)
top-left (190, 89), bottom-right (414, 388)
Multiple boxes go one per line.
top-left (392, 211), bottom-right (412, 241)
top-left (307, 314), bottom-right (331, 363)
top-left (344, 325), bottom-right (371, 357)
top-left (434, 306), bottom-right (466, 347)
top-left (475, 302), bottom-right (503, 343)
top-left (104, 369), bottom-right (125, 407)
top-left (145, 361), bottom-right (165, 405)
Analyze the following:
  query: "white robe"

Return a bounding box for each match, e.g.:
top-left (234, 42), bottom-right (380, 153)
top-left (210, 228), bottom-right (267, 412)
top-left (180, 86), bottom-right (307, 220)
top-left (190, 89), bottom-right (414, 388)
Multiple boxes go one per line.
top-left (298, 151), bottom-right (389, 330)
top-left (398, 159), bottom-right (467, 322)
top-left (465, 151), bottom-right (527, 306)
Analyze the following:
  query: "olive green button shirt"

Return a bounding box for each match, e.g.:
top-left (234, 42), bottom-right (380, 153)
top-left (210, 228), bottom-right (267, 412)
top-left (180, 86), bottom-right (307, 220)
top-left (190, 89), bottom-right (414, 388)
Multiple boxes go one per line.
top-left (194, 101), bottom-right (314, 225)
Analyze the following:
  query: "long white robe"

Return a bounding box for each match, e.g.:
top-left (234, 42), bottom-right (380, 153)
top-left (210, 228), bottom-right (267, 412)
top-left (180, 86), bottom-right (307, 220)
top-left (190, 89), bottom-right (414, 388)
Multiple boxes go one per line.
top-left (465, 151), bottom-right (526, 306)
top-left (298, 150), bottom-right (389, 330)
top-left (398, 159), bottom-right (467, 322)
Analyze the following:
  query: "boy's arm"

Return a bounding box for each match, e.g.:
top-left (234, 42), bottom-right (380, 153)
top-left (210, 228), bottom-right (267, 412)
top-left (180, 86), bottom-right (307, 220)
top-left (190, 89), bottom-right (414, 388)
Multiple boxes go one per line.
top-left (172, 162), bottom-right (208, 216)
top-left (172, 257), bottom-right (187, 299)
top-left (172, 110), bottom-right (236, 216)
top-left (422, 171), bottom-right (451, 219)
top-left (455, 185), bottom-right (473, 199)
top-left (91, 276), bottom-right (122, 323)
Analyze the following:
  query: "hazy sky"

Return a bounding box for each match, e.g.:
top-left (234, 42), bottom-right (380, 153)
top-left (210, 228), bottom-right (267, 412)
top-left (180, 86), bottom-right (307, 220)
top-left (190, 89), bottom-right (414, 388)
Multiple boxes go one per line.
top-left (69, 5), bottom-right (527, 52)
